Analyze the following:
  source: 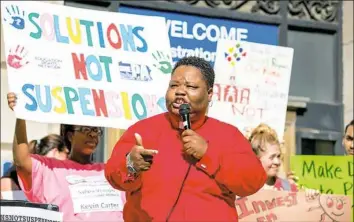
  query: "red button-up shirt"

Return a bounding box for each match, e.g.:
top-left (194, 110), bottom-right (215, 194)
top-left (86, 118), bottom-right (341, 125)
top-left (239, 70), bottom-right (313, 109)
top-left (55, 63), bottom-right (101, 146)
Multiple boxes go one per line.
top-left (105, 113), bottom-right (267, 221)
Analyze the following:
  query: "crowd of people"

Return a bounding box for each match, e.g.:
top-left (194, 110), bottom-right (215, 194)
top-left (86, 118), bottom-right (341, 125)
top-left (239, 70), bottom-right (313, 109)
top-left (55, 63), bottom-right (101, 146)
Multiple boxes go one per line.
top-left (1, 56), bottom-right (352, 221)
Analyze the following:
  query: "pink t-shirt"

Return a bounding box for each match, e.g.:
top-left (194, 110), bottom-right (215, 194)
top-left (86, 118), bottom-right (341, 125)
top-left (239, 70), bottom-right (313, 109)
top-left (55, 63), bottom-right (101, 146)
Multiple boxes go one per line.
top-left (19, 154), bottom-right (125, 222)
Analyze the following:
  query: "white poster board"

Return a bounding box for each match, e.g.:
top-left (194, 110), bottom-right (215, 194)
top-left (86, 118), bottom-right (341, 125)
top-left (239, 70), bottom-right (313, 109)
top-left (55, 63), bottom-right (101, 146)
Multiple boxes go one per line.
top-left (1, 1), bottom-right (172, 129)
top-left (1, 206), bottom-right (63, 222)
top-left (209, 40), bottom-right (293, 139)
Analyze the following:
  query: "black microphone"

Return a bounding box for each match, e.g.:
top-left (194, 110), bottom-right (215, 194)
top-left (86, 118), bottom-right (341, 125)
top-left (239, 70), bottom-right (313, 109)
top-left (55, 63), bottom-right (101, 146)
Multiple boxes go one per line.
top-left (167, 103), bottom-right (193, 222)
top-left (179, 104), bottom-right (191, 130)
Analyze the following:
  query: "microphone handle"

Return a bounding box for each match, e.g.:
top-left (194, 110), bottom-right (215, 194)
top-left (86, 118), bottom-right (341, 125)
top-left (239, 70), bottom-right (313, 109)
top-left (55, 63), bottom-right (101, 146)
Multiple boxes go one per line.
top-left (182, 114), bottom-right (191, 130)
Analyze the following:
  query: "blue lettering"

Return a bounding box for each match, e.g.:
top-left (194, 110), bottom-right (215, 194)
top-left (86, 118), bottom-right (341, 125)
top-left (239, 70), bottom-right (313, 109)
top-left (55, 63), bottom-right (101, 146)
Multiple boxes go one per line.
top-left (22, 84), bottom-right (38, 111)
top-left (78, 88), bottom-right (95, 116)
top-left (133, 26), bottom-right (148, 52)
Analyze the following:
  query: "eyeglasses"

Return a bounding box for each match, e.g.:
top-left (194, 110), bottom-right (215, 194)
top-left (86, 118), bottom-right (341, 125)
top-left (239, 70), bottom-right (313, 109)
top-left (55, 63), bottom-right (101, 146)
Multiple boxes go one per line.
top-left (74, 126), bottom-right (103, 137)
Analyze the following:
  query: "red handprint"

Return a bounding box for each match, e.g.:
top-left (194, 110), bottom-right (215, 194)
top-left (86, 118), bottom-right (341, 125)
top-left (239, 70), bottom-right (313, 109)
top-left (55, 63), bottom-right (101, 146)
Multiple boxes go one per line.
top-left (7, 45), bottom-right (29, 69)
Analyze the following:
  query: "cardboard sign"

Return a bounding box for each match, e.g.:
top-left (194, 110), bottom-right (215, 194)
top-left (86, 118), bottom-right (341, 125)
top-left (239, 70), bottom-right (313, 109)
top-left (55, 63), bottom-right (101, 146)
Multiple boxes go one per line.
top-left (237, 190), bottom-right (353, 222)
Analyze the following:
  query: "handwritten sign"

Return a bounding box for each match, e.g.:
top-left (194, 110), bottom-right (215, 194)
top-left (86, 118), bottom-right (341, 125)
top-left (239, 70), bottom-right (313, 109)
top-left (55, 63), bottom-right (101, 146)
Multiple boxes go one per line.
top-left (0, 1), bottom-right (172, 129)
top-left (237, 190), bottom-right (353, 222)
top-left (291, 156), bottom-right (353, 195)
top-left (210, 39), bottom-right (293, 139)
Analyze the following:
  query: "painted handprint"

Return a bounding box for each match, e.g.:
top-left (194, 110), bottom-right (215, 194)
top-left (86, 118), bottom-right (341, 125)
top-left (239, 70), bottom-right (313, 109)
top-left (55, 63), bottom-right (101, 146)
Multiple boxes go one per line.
top-left (3, 5), bottom-right (25, 30)
top-left (7, 45), bottom-right (30, 69)
top-left (152, 51), bottom-right (172, 75)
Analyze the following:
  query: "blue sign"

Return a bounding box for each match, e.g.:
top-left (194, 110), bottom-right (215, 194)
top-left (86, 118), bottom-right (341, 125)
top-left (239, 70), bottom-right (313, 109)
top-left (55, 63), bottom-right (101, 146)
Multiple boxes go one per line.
top-left (119, 6), bottom-right (278, 67)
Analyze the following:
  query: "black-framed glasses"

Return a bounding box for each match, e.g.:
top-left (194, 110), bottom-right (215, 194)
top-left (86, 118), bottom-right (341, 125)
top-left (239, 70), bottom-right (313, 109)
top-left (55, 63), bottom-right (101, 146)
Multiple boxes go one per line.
top-left (74, 126), bottom-right (103, 137)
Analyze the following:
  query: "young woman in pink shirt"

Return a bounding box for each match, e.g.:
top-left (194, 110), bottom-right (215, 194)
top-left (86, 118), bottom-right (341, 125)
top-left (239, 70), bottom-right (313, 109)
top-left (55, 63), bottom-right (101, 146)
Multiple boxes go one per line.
top-left (1, 134), bottom-right (68, 201)
top-left (7, 92), bottom-right (125, 221)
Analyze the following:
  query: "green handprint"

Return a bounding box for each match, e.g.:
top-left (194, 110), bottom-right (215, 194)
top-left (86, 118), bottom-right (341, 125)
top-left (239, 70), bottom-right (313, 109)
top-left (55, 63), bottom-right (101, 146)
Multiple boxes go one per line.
top-left (152, 51), bottom-right (172, 75)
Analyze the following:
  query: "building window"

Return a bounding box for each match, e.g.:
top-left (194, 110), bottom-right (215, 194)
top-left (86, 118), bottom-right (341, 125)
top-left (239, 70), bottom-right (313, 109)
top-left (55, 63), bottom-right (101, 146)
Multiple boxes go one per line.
top-left (287, 29), bottom-right (337, 103)
top-left (301, 138), bottom-right (335, 155)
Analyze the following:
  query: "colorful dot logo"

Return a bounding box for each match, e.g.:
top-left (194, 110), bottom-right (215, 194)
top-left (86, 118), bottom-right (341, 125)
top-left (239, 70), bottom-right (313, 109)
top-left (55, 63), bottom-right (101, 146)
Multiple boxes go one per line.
top-left (224, 43), bottom-right (247, 67)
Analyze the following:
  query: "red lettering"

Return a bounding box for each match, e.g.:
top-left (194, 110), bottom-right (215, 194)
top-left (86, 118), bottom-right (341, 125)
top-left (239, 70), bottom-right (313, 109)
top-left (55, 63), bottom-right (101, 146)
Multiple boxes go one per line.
top-left (256, 213), bottom-right (278, 222)
top-left (224, 85), bottom-right (238, 103)
top-left (257, 216), bottom-right (266, 222)
top-left (266, 213), bottom-right (277, 221)
top-left (276, 197), bottom-right (285, 206)
top-left (240, 88), bottom-right (250, 104)
top-left (72, 53), bottom-right (87, 80)
top-left (213, 84), bottom-right (221, 101)
top-left (92, 89), bottom-right (108, 117)
top-left (107, 23), bottom-right (122, 49)
top-left (265, 198), bottom-right (277, 209)
top-left (288, 192), bottom-right (298, 206)
top-left (252, 200), bottom-right (267, 213)
top-left (235, 197), bottom-right (254, 219)
top-left (213, 83), bottom-right (250, 104)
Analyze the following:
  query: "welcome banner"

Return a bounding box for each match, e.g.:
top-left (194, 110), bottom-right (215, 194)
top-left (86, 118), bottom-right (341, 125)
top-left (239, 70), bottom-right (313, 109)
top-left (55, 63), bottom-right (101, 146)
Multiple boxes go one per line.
top-left (1, 1), bottom-right (172, 129)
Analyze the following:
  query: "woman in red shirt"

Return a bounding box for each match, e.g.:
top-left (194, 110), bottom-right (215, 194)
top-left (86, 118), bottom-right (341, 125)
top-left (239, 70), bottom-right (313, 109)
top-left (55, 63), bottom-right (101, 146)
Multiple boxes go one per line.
top-left (105, 56), bottom-right (267, 222)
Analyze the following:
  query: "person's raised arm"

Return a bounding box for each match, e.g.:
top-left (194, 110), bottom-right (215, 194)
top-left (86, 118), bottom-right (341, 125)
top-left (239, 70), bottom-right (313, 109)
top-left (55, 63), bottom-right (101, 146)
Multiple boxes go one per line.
top-left (8, 93), bottom-right (32, 189)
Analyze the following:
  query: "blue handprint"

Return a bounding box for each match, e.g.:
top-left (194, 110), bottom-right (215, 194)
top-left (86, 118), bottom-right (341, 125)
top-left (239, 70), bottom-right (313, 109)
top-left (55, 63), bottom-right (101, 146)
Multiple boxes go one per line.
top-left (3, 5), bottom-right (25, 30)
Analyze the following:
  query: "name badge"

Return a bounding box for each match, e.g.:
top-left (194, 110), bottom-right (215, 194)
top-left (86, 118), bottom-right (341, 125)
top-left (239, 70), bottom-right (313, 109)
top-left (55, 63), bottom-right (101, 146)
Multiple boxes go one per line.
top-left (66, 174), bottom-right (124, 214)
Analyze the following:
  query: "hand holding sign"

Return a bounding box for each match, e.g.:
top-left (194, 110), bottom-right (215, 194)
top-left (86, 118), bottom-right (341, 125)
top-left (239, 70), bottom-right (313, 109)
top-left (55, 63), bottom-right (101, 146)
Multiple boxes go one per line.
top-left (287, 171), bottom-right (299, 184)
top-left (129, 133), bottom-right (158, 172)
top-left (7, 92), bottom-right (17, 111)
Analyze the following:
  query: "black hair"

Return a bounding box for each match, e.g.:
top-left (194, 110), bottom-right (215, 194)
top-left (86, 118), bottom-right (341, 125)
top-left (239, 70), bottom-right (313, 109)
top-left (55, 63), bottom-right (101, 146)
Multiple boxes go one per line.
top-left (60, 124), bottom-right (75, 151)
top-left (345, 120), bottom-right (354, 133)
top-left (172, 56), bottom-right (215, 89)
top-left (32, 134), bottom-right (66, 156)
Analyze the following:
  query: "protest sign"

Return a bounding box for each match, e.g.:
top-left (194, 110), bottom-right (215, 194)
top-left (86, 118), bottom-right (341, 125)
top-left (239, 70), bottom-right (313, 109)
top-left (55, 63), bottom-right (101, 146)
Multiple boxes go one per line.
top-left (0, 1), bottom-right (172, 129)
top-left (1, 200), bottom-right (63, 222)
top-left (291, 155), bottom-right (353, 195)
top-left (210, 39), bottom-right (293, 139)
top-left (237, 190), bottom-right (353, 222)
